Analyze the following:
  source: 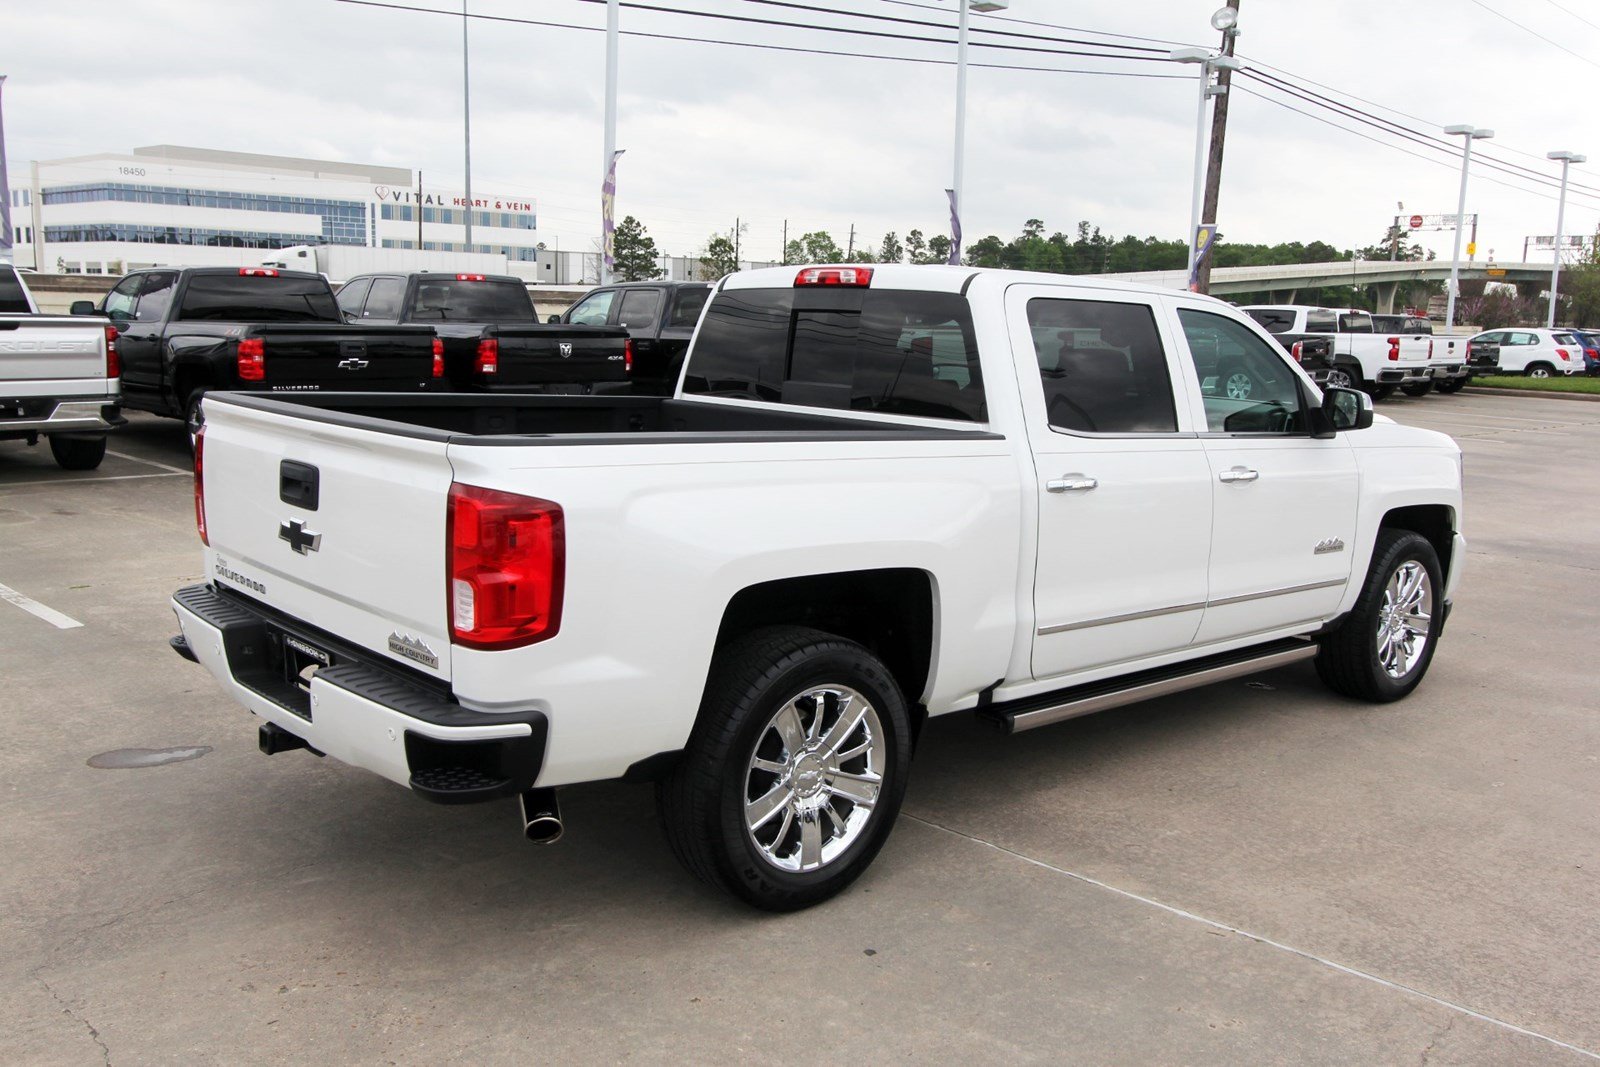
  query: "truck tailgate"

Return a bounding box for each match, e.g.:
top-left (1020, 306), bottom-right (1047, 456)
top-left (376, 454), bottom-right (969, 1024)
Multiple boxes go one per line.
top-left (253, 324), bottom-right (438, 393)
top-left (200, 395), bottom-right (456, 680)
top-left (0, 316), bottom-right (109, 383)
top-left (489, 325), bottom-right (629, 387)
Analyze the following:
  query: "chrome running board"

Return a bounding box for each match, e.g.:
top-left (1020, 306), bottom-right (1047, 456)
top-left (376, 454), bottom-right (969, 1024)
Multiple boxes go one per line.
top-left (980, 638), bottom-right (1319, 735)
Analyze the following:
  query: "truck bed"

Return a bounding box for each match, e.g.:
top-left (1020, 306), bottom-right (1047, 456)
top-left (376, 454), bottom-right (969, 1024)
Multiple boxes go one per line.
top-left (210, 392), bottom-right (1000, 444)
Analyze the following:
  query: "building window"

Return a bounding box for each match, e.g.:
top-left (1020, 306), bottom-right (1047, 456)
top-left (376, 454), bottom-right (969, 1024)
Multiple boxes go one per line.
top-left (41, 182), bottom-right (367, 245)
top-left (45, 223), bottom-right (329, 249)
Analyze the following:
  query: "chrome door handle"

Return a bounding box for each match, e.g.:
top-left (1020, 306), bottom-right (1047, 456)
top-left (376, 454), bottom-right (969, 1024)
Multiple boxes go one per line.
top-left (1218, 466), bottom-right (1259, 483)
top-left (1046, 474), bottom-right (1098, 493)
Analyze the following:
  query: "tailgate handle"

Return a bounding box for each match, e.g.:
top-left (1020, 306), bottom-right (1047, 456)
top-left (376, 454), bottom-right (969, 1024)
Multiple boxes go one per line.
top-left (280, 460), bottom-right (320, 511)
top-left (339, 340), bottom-right (368, 357)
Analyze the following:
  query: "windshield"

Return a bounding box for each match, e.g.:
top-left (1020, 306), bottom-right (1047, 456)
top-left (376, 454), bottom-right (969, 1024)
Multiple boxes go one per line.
top-left (177, 273), bottom-right (340, 322)
top-left (409, 279), bottom-right (535, 321)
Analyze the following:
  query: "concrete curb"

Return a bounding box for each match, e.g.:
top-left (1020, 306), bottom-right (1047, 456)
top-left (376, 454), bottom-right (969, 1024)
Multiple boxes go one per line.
top-left (1461, 385), bottom-right (1600, 403)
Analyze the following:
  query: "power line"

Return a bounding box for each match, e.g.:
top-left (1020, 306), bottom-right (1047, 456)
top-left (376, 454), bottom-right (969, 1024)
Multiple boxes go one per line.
top-left (727, 0), bottom-right (1169, 53)
top-left (874, 0), bottom-right (1200, 50)
top-left (1539, 0), bottom-right (1600, 32)
top-left (332, 0), bottom-right (1191, 74)
top-left (1465, 0), bottom-right (1600, 69)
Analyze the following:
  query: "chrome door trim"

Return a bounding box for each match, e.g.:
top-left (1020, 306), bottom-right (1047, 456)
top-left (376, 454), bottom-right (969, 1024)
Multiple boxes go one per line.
top-left (1035, 578), bottom-right (1346, 636)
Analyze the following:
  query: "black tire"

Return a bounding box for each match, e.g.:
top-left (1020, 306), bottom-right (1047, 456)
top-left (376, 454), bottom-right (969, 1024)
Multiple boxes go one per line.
top-left (47, 434), bottom-right (107, 471)
top-left (1525, 363), bottom-right (1554, 379)
top-left (658, 625), bottom-right (913, 911)
top-left (184, 389), bottom-right (207, 450)
top-left (1368, 384), bottom-right (1397, 401)
top-left (1316, 529), bottom-right (1443, 703)
top-left (1400, 382), bottom-right (1433, 397)
top-left (1434, 378), bottom-right (1466, 394)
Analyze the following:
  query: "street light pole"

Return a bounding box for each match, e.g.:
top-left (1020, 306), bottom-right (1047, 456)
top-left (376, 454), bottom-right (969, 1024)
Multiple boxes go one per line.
top-left (1546, 149), bottom-right (1587, 328)
top-left (462, 1), bottom-right (473, 249)
top-left (601, 0), bottom-right (619, 284)
top-left (950, 2), bottom-right (1007, 265)
top-left (1443, 125), bottom-right (1492, 332)
top-left (1196, 4), bottom-right (1240, 295)
top-left (1168, 46), bottom-right (1241, 284)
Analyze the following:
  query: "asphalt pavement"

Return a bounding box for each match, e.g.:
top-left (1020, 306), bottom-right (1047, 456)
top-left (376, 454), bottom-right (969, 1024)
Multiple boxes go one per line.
top-left (2, 393), bottom-right (1596, 1064)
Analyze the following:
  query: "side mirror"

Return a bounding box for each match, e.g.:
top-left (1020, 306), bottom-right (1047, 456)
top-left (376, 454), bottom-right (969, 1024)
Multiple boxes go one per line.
top-left (69, 300), bottom-right (98, 316)
top-left (547, 314), bottom-right (562, 324)
top-left (1322, 386), bottom-right (1373, 432)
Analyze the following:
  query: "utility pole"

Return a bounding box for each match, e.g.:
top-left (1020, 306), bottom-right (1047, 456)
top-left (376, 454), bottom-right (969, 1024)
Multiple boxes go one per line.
top-left (1195, 2), bottom-right (1239, 294)
top-left (600, 0), bottom-right (619, 283)
top-left (782, 219), bottom-right (788, 264)
top-left (416, 170), bottom-right (424, 249)
top-left (734, 216), bottom-right (740, 267)
top-left (1390, 201), bottom-right (1403, 261)
top-left (461, 2), bottom-right (473, 249)
top-left (847, 224), bottom-right (855, 259)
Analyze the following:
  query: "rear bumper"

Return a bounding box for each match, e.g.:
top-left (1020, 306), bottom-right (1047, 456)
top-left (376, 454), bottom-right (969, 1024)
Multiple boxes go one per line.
top-left (1429, 363), bottom-right (1469, 381)
top-left (171, 584), bottom-right (547, 803)
top-left (0, 396), bottom-right (124, 436)
top-left (1376, 367), bottom-right (1432, 385)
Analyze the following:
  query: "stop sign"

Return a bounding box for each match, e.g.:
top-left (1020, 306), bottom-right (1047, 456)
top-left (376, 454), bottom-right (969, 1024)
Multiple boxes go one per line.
top-left (1409, 214), bottom-right (1424, 229)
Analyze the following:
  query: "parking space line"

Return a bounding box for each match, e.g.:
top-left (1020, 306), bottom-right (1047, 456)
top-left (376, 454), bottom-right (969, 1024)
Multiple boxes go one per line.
top-left (107, 450), bottom-right (192, 475)
top-left (0, 582), bottom-right (84, 630)
top-left (905, 814), bottom-right (1600, 1062)
top-left (0, 472), bottom-right (188, 488)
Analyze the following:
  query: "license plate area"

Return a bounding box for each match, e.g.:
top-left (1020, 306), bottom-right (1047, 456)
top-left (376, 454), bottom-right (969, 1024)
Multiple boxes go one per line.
top-left (283, 632), bottom-right (336, 694)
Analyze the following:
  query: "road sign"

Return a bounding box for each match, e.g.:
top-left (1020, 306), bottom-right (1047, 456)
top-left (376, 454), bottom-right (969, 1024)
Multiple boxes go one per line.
top-left (1409, 214), bottom-right (1424, 229)
top-left (1467, 242), bottom-right (1477, 256)
top-left (1486, 268), bottom-right (1507, 277)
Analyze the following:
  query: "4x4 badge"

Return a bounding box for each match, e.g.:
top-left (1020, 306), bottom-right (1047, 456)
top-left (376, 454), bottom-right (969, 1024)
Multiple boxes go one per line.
top-left (279, 519), bottom-right (322, 554)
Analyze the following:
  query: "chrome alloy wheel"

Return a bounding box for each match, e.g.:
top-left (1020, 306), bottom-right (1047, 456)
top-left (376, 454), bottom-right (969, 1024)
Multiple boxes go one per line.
top-left (1529, 366), bottom-right (1552, 378)
top-left (1225, 371), bottom-right (1254, 400)
top-left (1325, 367), bottom-right (1355, 390)
top-left (1376, 560), bottom-right (1433, 680)
top-left (743, 685), bottom-right (885, 873)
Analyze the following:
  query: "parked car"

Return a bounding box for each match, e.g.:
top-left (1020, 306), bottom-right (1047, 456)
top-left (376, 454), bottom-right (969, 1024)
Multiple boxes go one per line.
top-left (1463, 328), bottom-right (1586, 377)
top-left (1, 264), bottom-right (124, 469)
top-left (1241, 305), bottom-right (1432, 398)
top-left (551, 280), bottom-right (712, 394)
top-left (1562, 329), bottom-right (1600, 375)
top-left (73, 267), bottom-right (442, 439)
top-left (338, 271), bottom-right (630, 394)
top-left (171, 265), bottom-right (1464, 911)
top-left (1371, 313), bottom-right (1469, 395)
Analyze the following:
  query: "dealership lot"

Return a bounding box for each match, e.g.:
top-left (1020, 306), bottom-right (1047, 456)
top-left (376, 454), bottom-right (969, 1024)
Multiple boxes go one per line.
top-left (2, 394), bottom-right (1597, 1064)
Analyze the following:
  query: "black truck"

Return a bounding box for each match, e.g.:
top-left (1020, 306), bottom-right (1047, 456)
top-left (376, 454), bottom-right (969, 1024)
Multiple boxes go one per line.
top-left (73, 267), bottom-right (440, 437)
top-left (338, 271), bottom-right (630, 394)
top-left (552, 280), bottom-right (711, 394)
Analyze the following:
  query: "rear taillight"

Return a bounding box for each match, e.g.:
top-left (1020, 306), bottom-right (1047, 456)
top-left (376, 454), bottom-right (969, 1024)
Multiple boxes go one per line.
top-left (236, 337), bottom-right (265, 381)
top-left (1428, 339), bottom-right (1434, 358)
top-left (432, 337), bottom-right (445, 378)
top-left (795, 267), bottom-right (872, 287)
top-left (1290, 341), bottom-right (1303, 363)
top-left (456, 273), bottom-right (486, 282)
top-left (475, 337), bottom-right (499, 375)
top-left (239, 267), bottom-right (278, 277)
top-left (1556, 348), bottom-right (1571, 361)
top-left (447, 483), bottom-right (564, 649)
top-left (105, 326), bottom-right (120, 378)
top-left (194, 425), bottom-right (208, 546)
top-left (624, 338), bottom-right (634, 374)
top-left (1387, 336), bottom-right (1400, 361)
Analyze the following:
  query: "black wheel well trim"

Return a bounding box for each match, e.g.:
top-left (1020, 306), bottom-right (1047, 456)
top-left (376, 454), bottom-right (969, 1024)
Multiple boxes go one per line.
top-left (710, 566), bottom-right (938, 714)
top-left (1376, 504), bottom-right (1456, 585)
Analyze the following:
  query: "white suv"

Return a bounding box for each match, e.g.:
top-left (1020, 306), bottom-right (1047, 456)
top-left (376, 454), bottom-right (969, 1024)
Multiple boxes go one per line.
top-left (1466, 328), bottom-right (1586, 377)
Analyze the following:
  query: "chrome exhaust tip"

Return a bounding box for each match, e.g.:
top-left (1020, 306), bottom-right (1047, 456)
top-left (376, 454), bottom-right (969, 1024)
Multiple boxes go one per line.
top-left (519, 787), bottom-right (563, 844)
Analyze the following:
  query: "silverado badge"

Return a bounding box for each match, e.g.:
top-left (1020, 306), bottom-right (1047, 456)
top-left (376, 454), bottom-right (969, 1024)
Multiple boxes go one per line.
top-left (279, 519), bottom-right (322, 555)
top-left (1314, 537), bottom-right (1346, 555)
top-left (388, 633), bottom-right (439, 669)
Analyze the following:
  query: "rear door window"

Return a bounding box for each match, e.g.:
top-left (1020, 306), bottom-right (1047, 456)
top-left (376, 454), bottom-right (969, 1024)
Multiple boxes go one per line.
top-left (617, 288), bottom-right (662, 329)
top-left (1304, 309), bottom-right (1337, 333)
top-left (1027, 298), bottom-right (1176, 434)
top-left (1338, 312), bottom-right (1374, 334)
top-left (684, 287), bottom-right (985, 421)
top-left (178, 274), bottom-right (340, 322)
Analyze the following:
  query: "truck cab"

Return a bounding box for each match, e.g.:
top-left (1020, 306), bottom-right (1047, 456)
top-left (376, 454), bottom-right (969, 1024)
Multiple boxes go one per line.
top-left (554, 281), bottom-right (711, 394)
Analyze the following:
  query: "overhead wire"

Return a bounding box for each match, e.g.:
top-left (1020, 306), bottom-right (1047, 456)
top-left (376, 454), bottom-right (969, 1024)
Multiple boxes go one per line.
top-left (1464, 0), bottom-right (1600, 69)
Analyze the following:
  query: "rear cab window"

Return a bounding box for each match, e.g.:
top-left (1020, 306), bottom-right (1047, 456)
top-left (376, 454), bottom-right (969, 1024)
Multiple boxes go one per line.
top-left (683, 285), bottom-right (985, 421)
top-left (409, 277), bottom-right (534, 321)
top-left (177, 273), bottom-right (339, 322)
top-left (1304, 309), bottom-right (1337, 333)
top-left (1244, 308), bottom-right (1297, 334)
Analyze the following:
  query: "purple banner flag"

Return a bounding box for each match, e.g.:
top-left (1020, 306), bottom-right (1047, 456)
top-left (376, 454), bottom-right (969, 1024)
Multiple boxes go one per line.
top-left (601, 149), bottom-right (625, 274)
top-left (945, 188), bottom-right (961, 265)
top-left (0, 77), bottom-right (13, 259)
top-left (1188, 223), bottom-right (1219, 291)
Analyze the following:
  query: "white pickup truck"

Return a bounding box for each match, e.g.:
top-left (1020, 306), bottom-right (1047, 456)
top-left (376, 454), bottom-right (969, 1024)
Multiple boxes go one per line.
top-left (1241, 305), bottom-right (1433, 399)
top-left (0, 265), bottom-right (124, 469)
top-left (171, 265), bottom-right (1465, 911)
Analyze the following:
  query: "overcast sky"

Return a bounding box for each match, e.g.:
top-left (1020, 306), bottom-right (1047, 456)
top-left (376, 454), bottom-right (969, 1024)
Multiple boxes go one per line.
top-left (4, 0), bottom-right (1598, 266)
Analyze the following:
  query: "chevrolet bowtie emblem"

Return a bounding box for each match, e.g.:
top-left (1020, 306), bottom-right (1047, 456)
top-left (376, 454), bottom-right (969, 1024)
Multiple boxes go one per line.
top-left (279, 519), bottom-right (322, 554)
top-left (338, 357), bottom-right (369, 370)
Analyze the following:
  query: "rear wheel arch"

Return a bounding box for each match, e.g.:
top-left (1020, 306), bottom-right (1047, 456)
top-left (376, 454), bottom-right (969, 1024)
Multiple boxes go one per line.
top-left (711, 568), bottom-right (936, 729)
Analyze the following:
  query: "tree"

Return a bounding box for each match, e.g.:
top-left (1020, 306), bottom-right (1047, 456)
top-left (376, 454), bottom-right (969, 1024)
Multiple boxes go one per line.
top-left (784, 231), bottom-right (844, 264)
top-left (612, 215), bottom-right (664, 281)
top-left (904, 229), bottom-right (927, 264)
top-left (697, 233), bottom-right (739, 280)
top-left (924, 234), bottom-right (952, 265)
top-left (1555, 232), bottom-right (1600, 327)
top-left (878, 232), bottom-right (904, 264)
top-left (965, 235), bottom-right (1006, 268)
